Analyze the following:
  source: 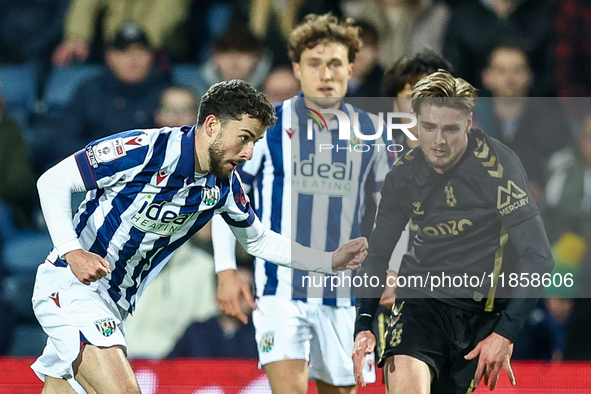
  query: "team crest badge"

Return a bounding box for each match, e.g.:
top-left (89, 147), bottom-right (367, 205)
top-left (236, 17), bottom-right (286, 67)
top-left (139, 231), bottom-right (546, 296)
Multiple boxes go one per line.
top-left (94, 318), bottom-right (117, 337)
top-left (389, 323), bottom-right (404, 347)
top-left (202, 187), bottom-right (220, 206)
top-left (260, 331), bottom-right (275, 353)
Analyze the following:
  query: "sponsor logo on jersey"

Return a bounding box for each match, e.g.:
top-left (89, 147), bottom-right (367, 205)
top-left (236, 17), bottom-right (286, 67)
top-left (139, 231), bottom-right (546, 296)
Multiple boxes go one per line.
top-left (131, 198), bottom-right (197, 236)
top-left (260, 331), bottom-right (275, 353)
top-left (292, 153), bottom-right (354, 197)
top-left (422, 219), bottom-right (474, 236)
top-left (86, 145), bottom-right (98, 168)
top-left (93, 138), bottom-right (126, 164)
top-left (497, 180), bottom-right (529, 216)
top-left (233, 188), bottom-right (246, 209)
top-left (94, 317), bottom-right (116, 337)
top-left (285, 128), bottom-right (295, 138)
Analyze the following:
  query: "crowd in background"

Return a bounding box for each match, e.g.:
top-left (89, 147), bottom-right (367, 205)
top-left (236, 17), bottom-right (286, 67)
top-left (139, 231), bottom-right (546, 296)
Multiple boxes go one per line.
top-left (0, 0), bottom-right (590, 362)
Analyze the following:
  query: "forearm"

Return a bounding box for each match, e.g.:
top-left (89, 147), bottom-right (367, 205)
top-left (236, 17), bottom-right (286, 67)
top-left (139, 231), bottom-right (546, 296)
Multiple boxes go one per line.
top-left (211, 214), bottom-right (238, 273)
top-left (230, 217), bottom-right (334, 275)
top-left (37, 155), bottom-right (87, 257)
top-left (494, 215), bottom-right (554, 342)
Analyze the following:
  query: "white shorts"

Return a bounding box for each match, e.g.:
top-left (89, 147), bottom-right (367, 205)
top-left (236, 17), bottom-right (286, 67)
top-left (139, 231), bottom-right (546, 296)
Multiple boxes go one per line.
top-left (253, 296), bottom-right (376, 386)
top-left (30, 262), bottom-right (127, 388)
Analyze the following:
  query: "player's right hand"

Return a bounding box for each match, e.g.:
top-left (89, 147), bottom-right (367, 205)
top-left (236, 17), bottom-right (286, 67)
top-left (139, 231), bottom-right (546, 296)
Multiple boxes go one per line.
top-left (353, 330), bottom-right (376, 387)
top-left (379, 270), bottom-right (398, 310)
top-left (332, 237), bottom-right (368, 271)
top-left (64, 249), bottom-right (111, 285)
top-left (217, 269), bottom-right (256, 324)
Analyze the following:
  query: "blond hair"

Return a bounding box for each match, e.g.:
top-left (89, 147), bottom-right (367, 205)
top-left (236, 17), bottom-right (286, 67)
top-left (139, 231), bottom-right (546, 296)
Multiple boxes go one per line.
top-left (288, 13), bottom-right (361, 63)
top-left (412, 70), bottom-right (478, 115)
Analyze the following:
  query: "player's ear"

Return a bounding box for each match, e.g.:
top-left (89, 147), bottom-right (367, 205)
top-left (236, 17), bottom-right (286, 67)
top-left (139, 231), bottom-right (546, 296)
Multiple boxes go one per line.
top-left (467, 112), bottom-right (473, 131)
top-left (292, 62), bottom-right (301, 81)
top-left (204, 114), bottom-right (220, 138)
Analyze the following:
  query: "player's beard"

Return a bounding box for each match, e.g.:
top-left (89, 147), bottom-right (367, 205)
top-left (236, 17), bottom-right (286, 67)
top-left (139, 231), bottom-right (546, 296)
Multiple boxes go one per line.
top-left (208, 134), bottom-right (230, 178)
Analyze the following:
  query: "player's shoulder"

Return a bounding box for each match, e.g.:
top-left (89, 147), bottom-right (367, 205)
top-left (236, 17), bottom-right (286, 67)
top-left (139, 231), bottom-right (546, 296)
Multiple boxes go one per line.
top-left (468, 128), bottom-right (523, 176)
top-left (391, 146), bottom-right (422, 170)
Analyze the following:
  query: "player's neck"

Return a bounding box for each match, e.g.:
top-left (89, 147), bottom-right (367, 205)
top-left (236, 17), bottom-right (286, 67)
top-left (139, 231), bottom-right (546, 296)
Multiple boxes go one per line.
top-left (193, 126), bottom-right (210, 175)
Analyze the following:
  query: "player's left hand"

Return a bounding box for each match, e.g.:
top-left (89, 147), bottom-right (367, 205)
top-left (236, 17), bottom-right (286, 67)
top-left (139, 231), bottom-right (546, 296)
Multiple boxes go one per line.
top-left (465, 332), bottom-right (516, 391)
top-left (216, 269), bottom-right (256, 324)
top-left (332, 237), bottom-right (368, 271)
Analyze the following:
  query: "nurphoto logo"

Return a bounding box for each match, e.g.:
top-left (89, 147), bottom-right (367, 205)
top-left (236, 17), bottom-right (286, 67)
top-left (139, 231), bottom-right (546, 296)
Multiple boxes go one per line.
top-left (305, 108), bottom-right (418, 153)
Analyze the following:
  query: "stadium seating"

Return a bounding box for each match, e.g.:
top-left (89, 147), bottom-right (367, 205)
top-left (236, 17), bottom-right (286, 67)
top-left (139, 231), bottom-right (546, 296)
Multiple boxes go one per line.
top-left (43, 65), bottom-right (104, 113)
top-left (170, 64), bottom-right (201, 97)
top-left (0, 63), bottom-right (38, 128)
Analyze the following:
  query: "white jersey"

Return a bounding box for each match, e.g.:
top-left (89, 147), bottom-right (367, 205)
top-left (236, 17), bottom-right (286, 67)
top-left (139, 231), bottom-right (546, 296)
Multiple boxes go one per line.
top-left (241, 96), bottom-right (390, 306)
top-left (44, 126), bottom-right (253, 313)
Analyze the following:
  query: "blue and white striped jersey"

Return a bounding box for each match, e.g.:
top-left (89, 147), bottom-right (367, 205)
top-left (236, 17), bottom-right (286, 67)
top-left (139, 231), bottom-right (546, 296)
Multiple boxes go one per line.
top-left (240, 96), bottom-right (391, 307)
top-left (45, 125), bottom-right (254, 313)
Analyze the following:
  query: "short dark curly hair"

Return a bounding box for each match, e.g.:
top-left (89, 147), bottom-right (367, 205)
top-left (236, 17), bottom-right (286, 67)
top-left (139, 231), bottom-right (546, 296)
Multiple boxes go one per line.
top-left (197, 79), bottom-right (277, 129)
top-left (288, 13), bottom-right (361, 64)
top-left (381, 50), bottom-right (453, 97)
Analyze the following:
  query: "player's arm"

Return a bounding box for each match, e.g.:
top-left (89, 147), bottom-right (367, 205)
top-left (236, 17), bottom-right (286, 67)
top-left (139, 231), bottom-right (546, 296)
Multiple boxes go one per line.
top-left (212, 142), bottom-right (264, 323)
top-left (36, 155), bottom-right (110, 284)
top-left (468, 143), bottom-right (554, 390)
top-left (228, 216), bottom-right (368, 274)
top-left (211, 214), bottom-right (254, 324)
top-left (466, 215), bottom-right (553, 390)
top-left (353, 170), bottom-right (409, 387)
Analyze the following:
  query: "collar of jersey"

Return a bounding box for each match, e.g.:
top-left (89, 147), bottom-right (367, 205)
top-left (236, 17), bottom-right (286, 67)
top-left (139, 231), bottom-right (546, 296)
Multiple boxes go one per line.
top-left (294, 94), bottom-right (350, 133)
top-left (179, 125), bottom-right (197, 182)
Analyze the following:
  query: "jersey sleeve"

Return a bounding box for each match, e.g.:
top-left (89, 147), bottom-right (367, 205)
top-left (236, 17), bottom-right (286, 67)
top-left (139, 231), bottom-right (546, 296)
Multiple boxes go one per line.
top-left (217, 171), bottom-right (256, 228)
top-left (73, 130), bottom-right (151, 190)
top-left (477, 138), bottom-right (539, 228)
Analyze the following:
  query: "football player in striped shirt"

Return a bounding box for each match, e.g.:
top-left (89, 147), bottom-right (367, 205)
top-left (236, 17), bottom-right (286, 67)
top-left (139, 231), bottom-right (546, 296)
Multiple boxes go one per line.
top-left (212, 14), bottom-right (390, 394)
top-left (31, 79), bottom-right (368, 394)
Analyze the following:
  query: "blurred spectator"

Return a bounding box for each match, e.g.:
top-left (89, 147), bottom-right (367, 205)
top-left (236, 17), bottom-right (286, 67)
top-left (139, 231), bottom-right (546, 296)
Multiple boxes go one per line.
top-left (554, 0), bottom-right (591, 97)
top-left (0, 263), bottom-right (16, 355)
top-left (347, 21), bottom-right (384, 97)
top-left (474, 42), bottom-right (572, 200)
top-left (515, 112), bottom-right (591, 362)
top-left (154, 86), bottom-right (198, 128)
top-left (263, 66), bottom-right (300, 104)
top-left (545, 114), bottom-right (591, 246)
top-left (443, 0), bottom-right (556, 96)
top-left (192, 24), bottom-right (271, 98)
top-left (0, 91), bottom-right (36, 229)
top-left (47, 23), bottom-right (170, 164)
top-left (125, 224), bottom-right (218, 359)
top-left (249, 0), bottom-right (343, 66)
top-left (0, 0), bottom-right (68, 65)
top-left (168, 266), bottom-right (257, 359)
top-left (381, 49), bottom-right (453, 149)
top-left (345, 0), bottom-right (450, 69)
top-left (52, 0), bottom-right (191, 65)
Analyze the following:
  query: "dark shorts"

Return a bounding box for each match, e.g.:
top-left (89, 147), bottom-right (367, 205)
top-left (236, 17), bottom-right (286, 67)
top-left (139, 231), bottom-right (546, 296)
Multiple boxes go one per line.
top-left (380, 298), bottom-right (502, 394)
